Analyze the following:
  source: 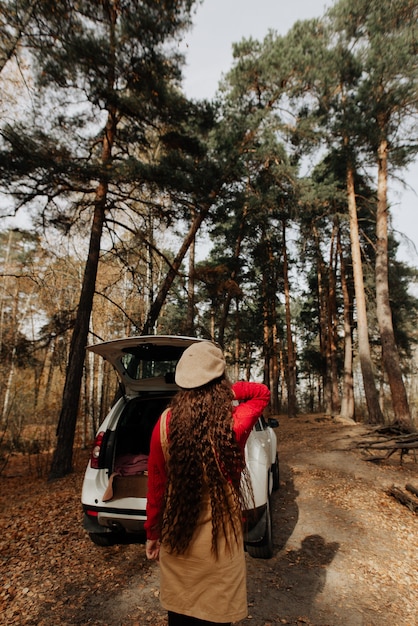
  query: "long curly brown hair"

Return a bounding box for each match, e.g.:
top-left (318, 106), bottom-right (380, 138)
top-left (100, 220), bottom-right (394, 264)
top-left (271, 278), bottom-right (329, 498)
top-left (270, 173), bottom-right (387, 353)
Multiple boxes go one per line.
top-left (161, 378), bottom-right (253, 557)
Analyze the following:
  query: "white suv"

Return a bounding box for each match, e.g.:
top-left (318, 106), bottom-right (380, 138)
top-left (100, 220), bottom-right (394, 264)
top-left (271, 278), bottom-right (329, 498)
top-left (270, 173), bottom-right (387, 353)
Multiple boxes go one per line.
top-left (81, 335), bottom-right (279, 559)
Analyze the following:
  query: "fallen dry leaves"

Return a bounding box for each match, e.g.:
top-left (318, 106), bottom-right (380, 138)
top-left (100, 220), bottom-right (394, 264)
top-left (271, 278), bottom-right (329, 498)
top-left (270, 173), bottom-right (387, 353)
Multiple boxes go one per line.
top-left (1, 415), bottom-right (417, 626)
top-left (0, 449), bottom-right (164, 625)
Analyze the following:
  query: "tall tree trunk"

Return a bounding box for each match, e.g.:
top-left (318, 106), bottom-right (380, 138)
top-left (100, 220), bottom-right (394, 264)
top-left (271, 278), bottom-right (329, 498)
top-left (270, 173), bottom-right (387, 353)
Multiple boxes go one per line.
top-left (218, 205), bottom-right (248, 347)
top-left (49, 201), bottom-right (106, 479)
top-left (261, 235), bottom-right (279, 415)
top-left (375, 137), bottom-right (412, 430)
top-left (328, 221), bottom-right (341, 415)
top-left (85, 320), bottom-right (96, 443)
top-left (141, 203), bottom-right (211, 335)
top-left (277, 340), bottom-right (285, 414)
top-left (2, 286), bottom-right (33, 421)
top-left (346, 161), bottom-right (384, 424)
top-left (2, 346), bottom-right (16, 423)
top-left (313, 227), bottom-right (330, 414)
top-left (269, 320), bottom-right (279, 415)
top-left (146, 216), bottom-right (155, 332)
top-left (186, 209), bottom-right (196, 336)
top-left (49, 2), bottom-right (118, 479)
top-left (262, 290), bottom-right (277, 410)
top-left (234, 297), bottom-right (240, 380)
top-left (337, 231), bottom-right (355, 420)
top-left (218, 227), bottom-right (244, 347)
top-left (41, 338), bottom-right (57, 409)
top-left (282, 220), bottom-right (297, 418)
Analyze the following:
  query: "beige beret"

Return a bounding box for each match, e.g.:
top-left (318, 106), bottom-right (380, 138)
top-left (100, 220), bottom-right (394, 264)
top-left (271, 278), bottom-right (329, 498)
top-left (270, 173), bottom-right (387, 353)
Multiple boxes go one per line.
top-left (175, 341), bottom-right (225, 389)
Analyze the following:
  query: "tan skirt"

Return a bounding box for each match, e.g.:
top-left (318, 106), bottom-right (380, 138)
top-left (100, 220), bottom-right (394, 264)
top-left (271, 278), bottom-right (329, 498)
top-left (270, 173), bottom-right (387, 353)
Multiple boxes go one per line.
top-left (159, 496), bottom-right (247, 624)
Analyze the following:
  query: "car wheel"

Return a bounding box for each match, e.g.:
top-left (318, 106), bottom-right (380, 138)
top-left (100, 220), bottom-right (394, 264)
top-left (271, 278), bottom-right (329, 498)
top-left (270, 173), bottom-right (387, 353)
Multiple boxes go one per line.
top-left (246, 497), bottom-right (274, 559)
top-left (272, 452), bottom-right (279, 491)
top-left (89, 532), bottom-right (118, 547)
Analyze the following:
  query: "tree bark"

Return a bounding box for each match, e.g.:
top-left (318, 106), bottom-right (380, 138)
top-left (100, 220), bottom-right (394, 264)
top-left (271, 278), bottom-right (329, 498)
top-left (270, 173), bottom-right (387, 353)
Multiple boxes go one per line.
top-left (282, 220), bottom-right (297, 418)
top-left (262, 283), bottom-right (279, 414)
top-left (141, 203), bottom-right (211, 335)
top-left (313, 227), bottom-right (331, 414)
top-left (186, 208), bottom-right (196, 336)
top-left (337, 230), bottom-right (355, 420)
top-left (328, 221), bottom-right (341, 415)
top-left (233, 298), bottom-right (240, 381)
top-left (346, 161), bottom-right (384, 424)
top-left (375, 137), bottom-right (412, 431)
top-left (217, 212), bottom-right (246, 348)
top-left (49, 200), bottom-right (106, 479)
top-left (261, 234), bottom-right (279, 415)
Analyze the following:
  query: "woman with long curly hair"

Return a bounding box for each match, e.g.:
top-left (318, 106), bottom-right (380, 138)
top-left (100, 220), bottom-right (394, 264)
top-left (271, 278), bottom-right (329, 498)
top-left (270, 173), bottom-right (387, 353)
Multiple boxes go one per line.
top-left (145, 341), bottom-right (270, 626)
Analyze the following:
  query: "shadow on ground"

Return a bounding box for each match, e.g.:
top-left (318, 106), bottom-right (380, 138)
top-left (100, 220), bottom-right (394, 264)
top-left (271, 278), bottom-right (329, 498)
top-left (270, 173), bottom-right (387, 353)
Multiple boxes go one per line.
top-left (243, 461), bottom-right (340, 625)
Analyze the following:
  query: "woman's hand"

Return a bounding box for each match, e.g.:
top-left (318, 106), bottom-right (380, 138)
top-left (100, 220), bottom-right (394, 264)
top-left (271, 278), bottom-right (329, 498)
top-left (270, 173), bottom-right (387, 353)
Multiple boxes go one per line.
top-left (145, 539), bottom-right (160, 560)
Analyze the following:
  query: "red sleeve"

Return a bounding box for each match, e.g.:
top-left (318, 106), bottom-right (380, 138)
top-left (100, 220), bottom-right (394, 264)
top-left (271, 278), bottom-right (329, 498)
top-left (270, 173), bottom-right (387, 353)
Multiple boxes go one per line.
top-left (232, 381), bottom-right (271, 447)
top-left (144, 414), bottom-right (168, 540)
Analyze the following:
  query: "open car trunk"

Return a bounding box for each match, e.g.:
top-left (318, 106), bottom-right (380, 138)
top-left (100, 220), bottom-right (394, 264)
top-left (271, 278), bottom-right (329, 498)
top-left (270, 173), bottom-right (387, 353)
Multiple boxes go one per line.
top-left (101, 394), bottom-right (173, 502)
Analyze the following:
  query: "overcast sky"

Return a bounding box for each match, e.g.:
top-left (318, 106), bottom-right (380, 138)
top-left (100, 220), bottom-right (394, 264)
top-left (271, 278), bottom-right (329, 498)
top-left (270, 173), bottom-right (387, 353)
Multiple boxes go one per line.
top-left (180, 0), bottom-right (418, 266)
top-left (180, 0), bottom-right (330, 100)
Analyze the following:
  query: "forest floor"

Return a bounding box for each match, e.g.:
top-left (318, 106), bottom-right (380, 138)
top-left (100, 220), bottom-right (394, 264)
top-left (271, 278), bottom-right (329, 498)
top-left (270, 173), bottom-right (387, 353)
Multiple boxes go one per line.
top-left (0, 413), bottom-right (417, 626)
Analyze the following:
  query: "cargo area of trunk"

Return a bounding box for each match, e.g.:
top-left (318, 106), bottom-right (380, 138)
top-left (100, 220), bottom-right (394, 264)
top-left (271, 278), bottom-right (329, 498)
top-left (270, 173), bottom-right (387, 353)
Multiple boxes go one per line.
top-left (103, 394), bottom-right (172, 501)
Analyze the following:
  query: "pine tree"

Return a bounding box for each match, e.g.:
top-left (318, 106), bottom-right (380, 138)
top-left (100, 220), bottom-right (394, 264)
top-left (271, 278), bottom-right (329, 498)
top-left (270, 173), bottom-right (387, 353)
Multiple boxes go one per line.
top-left (329, 0), bottom-right (418, 429)
top-left (0, 0), bottom-right (199, 477)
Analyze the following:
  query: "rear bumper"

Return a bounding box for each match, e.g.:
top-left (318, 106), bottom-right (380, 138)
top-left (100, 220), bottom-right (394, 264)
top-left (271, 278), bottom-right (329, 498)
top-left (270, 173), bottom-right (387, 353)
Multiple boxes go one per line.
top-left (83, 503), bottom-right (267, 545)
top-left (82, 505), bottom-right (147, 535)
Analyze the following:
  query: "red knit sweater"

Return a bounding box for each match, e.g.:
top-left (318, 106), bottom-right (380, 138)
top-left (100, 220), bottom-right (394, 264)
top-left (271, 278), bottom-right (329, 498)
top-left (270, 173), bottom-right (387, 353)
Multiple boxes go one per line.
top-left (145, 381), bottom-right (271, 540)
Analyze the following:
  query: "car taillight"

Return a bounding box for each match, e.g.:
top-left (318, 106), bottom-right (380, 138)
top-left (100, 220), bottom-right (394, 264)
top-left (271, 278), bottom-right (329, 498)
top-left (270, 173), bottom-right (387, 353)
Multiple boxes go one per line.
top-left (90, 431), bottom-right (105, 469)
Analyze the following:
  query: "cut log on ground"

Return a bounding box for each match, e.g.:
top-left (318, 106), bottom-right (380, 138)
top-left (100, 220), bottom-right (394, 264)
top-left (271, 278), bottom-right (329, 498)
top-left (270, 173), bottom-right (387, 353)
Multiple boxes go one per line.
top-left (386, 485), bottom-right (418, 514)
top-left (405, 483), bottom-right (418, 497)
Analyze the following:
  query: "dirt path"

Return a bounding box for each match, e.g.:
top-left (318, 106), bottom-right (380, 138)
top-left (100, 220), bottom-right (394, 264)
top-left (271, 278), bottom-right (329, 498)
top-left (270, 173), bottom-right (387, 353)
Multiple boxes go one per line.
top-left (1, 414), bottom-right (417, 626)
top-left (244, 415), bottom-right (417, 626)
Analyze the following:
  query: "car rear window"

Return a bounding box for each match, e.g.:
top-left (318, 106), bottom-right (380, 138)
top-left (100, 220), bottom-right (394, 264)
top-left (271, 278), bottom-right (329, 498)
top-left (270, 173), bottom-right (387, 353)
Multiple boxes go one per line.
top-left (120, 344), bottom-right (185, 380)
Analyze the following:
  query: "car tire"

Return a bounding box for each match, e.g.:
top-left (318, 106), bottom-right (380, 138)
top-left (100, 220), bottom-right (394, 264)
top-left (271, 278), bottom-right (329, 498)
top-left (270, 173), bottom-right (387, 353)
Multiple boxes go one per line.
top-left (89, 532), bottom-right (118, 547)
top-left (272, 452), bottom-right (279, 491)
top-left (246, 497), bottom-right (274, 559)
